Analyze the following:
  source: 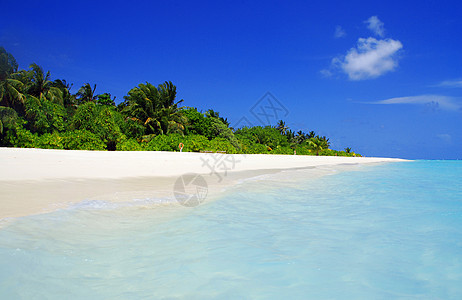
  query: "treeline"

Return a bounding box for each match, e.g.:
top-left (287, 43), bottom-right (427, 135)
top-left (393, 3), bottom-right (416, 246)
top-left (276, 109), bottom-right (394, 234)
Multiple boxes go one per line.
top-left (0, 47), bottom-right (358, 156)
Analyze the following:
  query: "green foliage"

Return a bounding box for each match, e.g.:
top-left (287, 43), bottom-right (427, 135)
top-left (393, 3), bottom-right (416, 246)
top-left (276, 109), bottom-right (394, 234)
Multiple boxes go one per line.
top-left (209, 118), bottom-right (239, 147)
top-left (271, 145), bottom-right (293, 155)
top-left (24, 95), bottom-right (66, 134)
top-left (183, 135), bottom-right (210, 152)
top-left (97, 92), bottom-right (116, 106)
top-left (7, 124), bottom-right (39, 148)
top-left (307, 136), bottom-right (330, 155)
top-left (52, 79), bottom-right (75, 108)
top-left (235, 126), bottom-right (289, 150)
top-left (116, 113), bottom-right (145, 140)
top-left (207, 137), bottom-right (238, 153)
top-left (0, 48), bottom-right (24, 111)
top-left (76, 83), bottom-right (97, 104)
top-left (60, 130), bottom-right (106, 150)
top-left (0, 106), bottom-right (18, 130)
top-left (25, 63), bottom-right (63, 105)
top-left (71, 102), bottom-right (123, 150)
top-left (183, 107), bottom-right (213, 138)
top-left (0, 48), bottom-right (360, 156)
top-left (36, 132), bottom-right (64, 149)
top-left (240, 142), bottom-right (270, 154)
top-left (144, 134), bottom-right (184, 151)
top-left (121, 81), bottom-right (186, 135)
top-left (205, 109), bottom-right (230, 127)
top-left (0, 106), bottom-right (19, 145)
top-left (116, 137), bottom-right (143, 151)
top-left (276, 120), bottom-right (288, 135)
top-left (0, 46), bottom-right (18, 80)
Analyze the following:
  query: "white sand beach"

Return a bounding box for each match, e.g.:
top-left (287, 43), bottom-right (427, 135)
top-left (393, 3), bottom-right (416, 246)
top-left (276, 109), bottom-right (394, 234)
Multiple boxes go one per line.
top-left (0, 148), bottom-right (405, 219)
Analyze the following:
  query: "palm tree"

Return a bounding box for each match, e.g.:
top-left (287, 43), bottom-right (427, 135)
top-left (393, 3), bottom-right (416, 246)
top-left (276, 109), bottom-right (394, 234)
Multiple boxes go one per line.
top-left (157, 81), bottom-right (178, 107)
top-left (0, 106), bottom-right (18, 136)
top-left (155, 81), bottom-right (185, 134)
top-left (26, 63), bottom-right (62, 103)
top-left (0, 47), bottom-right (24, 111)
top-left (157, 103), bottom-right (187, 134)
top-left (76, 83), bottom-right (97, 104)
top-left (0, 47), bottom-right (18, 79)
top-left (308, 137), bottom-right (325, 156)
top-left (295, 130), bottom-right (306, 144)
top-left (123, 82), bottom-right (159, 134)
top-left (0, 77), bottom-right (24, 110)
top-left (345, 147), bottom-right (352, 154)
top-left (122, 81), bottom-right (186, 135)
top-left (286, 129), bottom-right (295, 141)
top-left (52, 79), bottom-right (76, 108)
top-left (319, 136), bottom-right (330, 148)
top-left (276, 120), bottom-right (288, 135)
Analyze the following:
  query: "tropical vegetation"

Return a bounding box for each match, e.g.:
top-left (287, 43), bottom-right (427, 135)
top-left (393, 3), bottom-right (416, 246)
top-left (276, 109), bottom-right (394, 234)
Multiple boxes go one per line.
top-left (0, 47), bottom-right (359, 157)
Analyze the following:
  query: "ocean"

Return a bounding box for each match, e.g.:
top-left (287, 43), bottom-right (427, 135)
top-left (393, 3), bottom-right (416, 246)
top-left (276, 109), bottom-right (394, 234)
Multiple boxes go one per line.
top-left (1, 161), bottom-right (461, 299)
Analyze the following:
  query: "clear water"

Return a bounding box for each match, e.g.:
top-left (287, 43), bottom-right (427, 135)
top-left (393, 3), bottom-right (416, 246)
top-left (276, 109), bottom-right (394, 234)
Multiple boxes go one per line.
top-left (1, 161), bottom-right (462, 299)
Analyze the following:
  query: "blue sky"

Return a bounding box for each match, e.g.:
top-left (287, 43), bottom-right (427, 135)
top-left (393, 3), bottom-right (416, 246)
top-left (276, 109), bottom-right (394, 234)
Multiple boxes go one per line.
top-left (1, 0), bottom-right (461, 159)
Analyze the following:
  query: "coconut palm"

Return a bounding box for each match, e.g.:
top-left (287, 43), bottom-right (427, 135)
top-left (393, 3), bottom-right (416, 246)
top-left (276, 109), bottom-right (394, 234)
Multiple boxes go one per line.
top-left (295, 130), bottom-right (306, 144)
top-left (122, 81), bottom-right (186, 135)
top-left (276, 120), bottom-right (288, 135)
top-left (123, 82), bottom-right (160, 134)
top-left (76, 83), bottom-right (97, 104)
top-left (0, 106), bottom-right (18, 136)
top-left (0, 47), bottom-right (18, 79)
top-left (26, 63), bottom-right (62, 103)
top-left (157, 103), bottom-right (187, 134)
top-left (52, 79), bottom-right (76, 107)
top-left (0, 47), bottom-right (24, 110)
top-left (0, 77), bottom-right (24, 110)
top-left (308, 137), bottom-right (325, 156)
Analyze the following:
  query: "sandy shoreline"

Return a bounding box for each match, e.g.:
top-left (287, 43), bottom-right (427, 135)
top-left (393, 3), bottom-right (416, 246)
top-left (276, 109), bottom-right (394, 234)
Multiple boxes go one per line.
top-left (0, 148), bottom-right (406, 219)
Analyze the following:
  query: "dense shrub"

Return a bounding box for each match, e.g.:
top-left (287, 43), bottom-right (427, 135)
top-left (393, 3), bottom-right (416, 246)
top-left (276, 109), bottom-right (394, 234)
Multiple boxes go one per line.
top-left (144, 134), bottom-right (183, 151)
top-left (116, 137), bottom-right (143, 151)
top-left (182, 135), bottom-right (210, 152)
top-left (235, 126), bottom-right (289, 150)
top-left (36, 132), bottom-right (64, 149)
top-left (0, 106), bottom-right (19, 145)
top-left (61, 130), bottom-right (106, 150)
top-left (71, 102), bottom-right (123, 150)
top-left (183, 107), bottom-right (213, 138)
top-left (24, 96), bottom-right (66, 134)
top-left (7, 124), bottom-right (38, 148)
top-left (206, 137), bottom-right (237, 153)
top-left (118, 117), bottom-right (145, 140)
top-left (239, 142), bottom-right (270, 154)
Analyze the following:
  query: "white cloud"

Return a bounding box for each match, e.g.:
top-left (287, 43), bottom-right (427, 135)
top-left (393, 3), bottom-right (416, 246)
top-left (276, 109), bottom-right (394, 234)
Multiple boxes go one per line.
top-left (334, 26), bottom-right (346, 38)
top-left (320, 69), bottom-right (332, 77)
top-left (366, 95), bottom-right (462, 111)
top-left (365, 16), bottom-right (385, 37)
top-left (437, 79), bottom-right (462, 88)
top-left (323, 16), bottom-right (403, 80)
top-left (437, 133), bottom-right (452, 143)
top-left (333, 37), bottom-right (403, 80)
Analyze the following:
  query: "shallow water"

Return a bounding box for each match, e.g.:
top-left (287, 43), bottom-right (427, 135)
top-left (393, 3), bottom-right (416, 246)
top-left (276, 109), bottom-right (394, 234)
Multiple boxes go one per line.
top-left (1, 161), bottom-right (461, 299)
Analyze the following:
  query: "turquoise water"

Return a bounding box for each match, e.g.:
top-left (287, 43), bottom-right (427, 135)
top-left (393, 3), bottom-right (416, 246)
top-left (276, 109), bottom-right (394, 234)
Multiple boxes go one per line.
top-left (1, 161), bottom-right (462, 299)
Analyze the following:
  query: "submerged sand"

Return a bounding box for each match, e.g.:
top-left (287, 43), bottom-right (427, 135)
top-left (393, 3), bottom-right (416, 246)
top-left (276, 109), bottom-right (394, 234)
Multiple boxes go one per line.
top-left (0, 148), bottom-right (405, 219)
